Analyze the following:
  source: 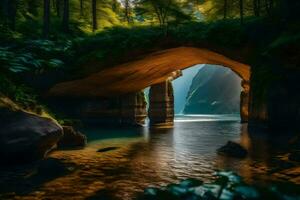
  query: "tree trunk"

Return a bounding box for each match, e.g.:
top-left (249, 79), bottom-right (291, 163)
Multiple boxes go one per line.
top-left (257, 0), bottom-right (261, 16)
top-left (43, 0), bottom-right (50, 38)
top-left (80, 0), bottom-right (83, 16)
top-left (52, 0), bottom-right (56, 9)
top-left (124, 0), bottom-right (130, 24)
top-left (5, 0), bottom-right (17, 30)
top-left (265, 0), bottom-right (273, 15)
top-left (224, 0), bottom-right (228, 19)
top-left (56, 0), bottom-right (61, 17)
top-left (28, 0), bottom-right (38, 16)
top-left (2, 0), bottom-right (9, 24)
top-left (253, 0), bottom-right (257, 16)
top-left (92, 0), bottom-right (97, 32)
top-left (253, 0), bottom-right (261, 16)
top-left (239, 0), bottom-right (244, 24)
top-left (269, 0), bottom-right (274, 10)
top-left (62, 0), bottom-right (69, 33)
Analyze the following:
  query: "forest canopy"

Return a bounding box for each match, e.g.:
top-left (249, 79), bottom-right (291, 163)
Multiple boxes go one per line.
top-left (0, 0), bottom-right (298, 39)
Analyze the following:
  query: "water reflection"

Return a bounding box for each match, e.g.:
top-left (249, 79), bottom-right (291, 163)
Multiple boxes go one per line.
top-left (0, 115), bottom-right (299, 200)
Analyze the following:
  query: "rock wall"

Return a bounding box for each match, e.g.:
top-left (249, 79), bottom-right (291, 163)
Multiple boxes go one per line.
top-left (240, 80), bottom-right (250, 123)
top-left (248, 66), bottom-right (300, 131)
top-left (148, 80), bottom-right (174, 126)
top-left (120, 92), bottom-right (148, 126)
top-left (47, 91), bottom-right (147, 126)
top-left (184, 65), bottom-right (242, 115)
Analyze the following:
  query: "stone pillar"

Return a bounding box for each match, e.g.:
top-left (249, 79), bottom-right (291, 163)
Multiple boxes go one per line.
top-left (120, 91), bottom-right (147, 126)
top-left (248, 66), bottom-right (300, 131)
top-left (240, 80), bottom-right (250, 123)
top-left (149, 80), bottom-right (174, 127)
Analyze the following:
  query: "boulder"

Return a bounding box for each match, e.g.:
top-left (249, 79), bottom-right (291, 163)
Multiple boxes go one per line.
top-left (57, 126), bottom-right (87, 149)
top-left (0, 107), bottom-right (63, 164)
top-left (217, 141), bottom-right (248, 158)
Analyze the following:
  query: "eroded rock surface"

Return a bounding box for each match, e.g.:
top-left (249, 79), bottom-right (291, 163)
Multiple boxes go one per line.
top-left (58, 126), bottom-right (87, 149)
top-left (47, 47), bottom-right (250, 98)
top-left (47, 91), bottom-right (147, 126)
top-left (148, 80), bottom-right (174, 126)
top-left (0, 95), bottom-right (63, 163)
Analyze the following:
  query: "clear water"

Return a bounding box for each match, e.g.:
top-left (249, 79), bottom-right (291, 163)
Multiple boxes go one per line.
top-left (0, 115), bottom-right (299, 200)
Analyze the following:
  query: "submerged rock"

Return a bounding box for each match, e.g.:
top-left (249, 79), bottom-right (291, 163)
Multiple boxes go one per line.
top-left (215, 171), bottom-right (242, 185)
top-left (138, 171), bottom-right (300, 200)
top-left (0, 107), bottom-right (63, 164)
top-left (179, 178), bottom-right (203, 188)
top-left (191, 184), bottom-right (221, 199)
top-left (97, 147), bottom-right (119, 153)
top-left (217, 141), bottom-right (248, 158)
top-left (234, 186), bottom-right (260, 199)
top-left (58, 126), bottom-right (87, 149)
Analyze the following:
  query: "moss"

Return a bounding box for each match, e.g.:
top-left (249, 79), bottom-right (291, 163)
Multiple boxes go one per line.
top-left (0, 74), bottom-right (58, 121)
top-left (0, 94), bottom-right (20, 111)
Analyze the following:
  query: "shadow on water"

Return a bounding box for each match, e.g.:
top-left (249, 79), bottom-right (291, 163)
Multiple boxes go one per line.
top-left (0, 158), bottom-right (76, 196)
top-left (97, 147), bottom-right (120, 152)
top-left (84, 141), bottom-right (157, 200)
top-left (82, 126), bottom-right (148, 142)
top-left (245, 126), bottom-right (300, 157)
top-left (86, 189), bottom-right (118, 200)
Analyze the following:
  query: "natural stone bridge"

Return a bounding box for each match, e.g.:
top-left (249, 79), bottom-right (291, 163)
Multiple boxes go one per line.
top-left (47, 47), bottom-right (250, 126)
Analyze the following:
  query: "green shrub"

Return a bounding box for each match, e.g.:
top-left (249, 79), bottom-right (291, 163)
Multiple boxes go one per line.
top-left (0, 74), bottom-right (37, 109)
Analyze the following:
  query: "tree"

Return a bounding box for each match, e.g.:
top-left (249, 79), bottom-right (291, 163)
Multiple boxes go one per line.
top-left (253, 0), bottom-right (261, 17)
top-left (92, 0), bottom-right (97, 31)
top-left (239, 0), bottom-right (244, 24)
top-left (62, 0), bottom-right (69, 32)
top-left (112, 0), bottom-right (122, 13)
top-left (80, 0), bottom-right (84, 16)
top-left (1, 0), bottom-right (18, 30)
top-left (27, 0), bottom-right (39, 16)
top-left (55, 0), bottom-right (61, 17)
top-left (43, 0), bottom-right (51, 38)
top-left (265, 0), bottom-right (274, 15)
top-left (135, 0), bottom-right (190, 27)
top-left (223, 0), bottom-right (228, 19)
top-left (121, 0), bottom-right (132, 24)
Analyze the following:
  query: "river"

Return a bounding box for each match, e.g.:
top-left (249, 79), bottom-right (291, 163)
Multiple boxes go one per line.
top-left (0, 115), bottom-right (299, 200)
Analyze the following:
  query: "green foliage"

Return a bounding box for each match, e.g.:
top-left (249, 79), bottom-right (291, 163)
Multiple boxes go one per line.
top-left (71, 25), bottom-right (164, 70)
top-left (0, 47), bottom-right (41, 73)
top-left (70, 19), bottom-right (251, 73)
top-left (266, 33), bottom-right (300, 66)
top-left (169, 19), bottom-right (248, 47)
top-left (0, 40), bottom-right (71, 74)
top-left (0, 74), bottom-right (37, 109)
top-left (134, 0), bottom-right (193, 26)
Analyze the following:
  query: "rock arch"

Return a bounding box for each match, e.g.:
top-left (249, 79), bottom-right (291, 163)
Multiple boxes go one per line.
top-left (47, 47), bottom-right (251, 126)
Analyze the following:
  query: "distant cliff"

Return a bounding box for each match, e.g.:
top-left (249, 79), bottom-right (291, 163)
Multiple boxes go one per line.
top-left (183, 65), bottom-right (242, 114)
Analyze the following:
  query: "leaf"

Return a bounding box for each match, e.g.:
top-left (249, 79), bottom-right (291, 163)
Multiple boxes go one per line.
top-left (47, 59), bottom-right (64, 68)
